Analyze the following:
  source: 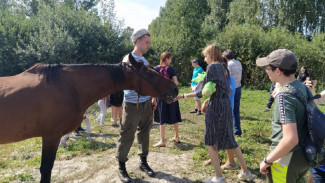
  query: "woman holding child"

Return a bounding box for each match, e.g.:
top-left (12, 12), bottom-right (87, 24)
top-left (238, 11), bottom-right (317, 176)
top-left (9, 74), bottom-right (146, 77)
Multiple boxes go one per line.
top-left (177, 44), bottom-right (255, 183)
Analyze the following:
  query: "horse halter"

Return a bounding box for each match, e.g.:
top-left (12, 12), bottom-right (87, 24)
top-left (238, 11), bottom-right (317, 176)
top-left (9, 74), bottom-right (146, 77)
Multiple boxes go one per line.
top-left (120, 62), bottom-right (146, 108)
top-left (121, 62), bottom-right (166, 108)
top-left (136, 64), bottom-right (146, 108)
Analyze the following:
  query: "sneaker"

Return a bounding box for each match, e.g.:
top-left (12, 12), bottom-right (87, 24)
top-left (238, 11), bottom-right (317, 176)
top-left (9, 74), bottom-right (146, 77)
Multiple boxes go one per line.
top-left (196, 111), bottom-right (202, 115)
top-left (264, 108), bottom-right (270, 112)
top-left (111, 123), bottom-right (119, 127)
top-left (74, 130), bottom-right (82, 136)
top-left (204, 176), bottom-right (226, 183)
top-left (221, 162), bottom-right (239, 170)
top-left (77, 127), bottom-right (86, 132)
top-left (238, 171), bottom-right (256, 181)
top-left (189, 109), bottom-right (198, 114)
top-left (59, 139), bottom-right (67, 147)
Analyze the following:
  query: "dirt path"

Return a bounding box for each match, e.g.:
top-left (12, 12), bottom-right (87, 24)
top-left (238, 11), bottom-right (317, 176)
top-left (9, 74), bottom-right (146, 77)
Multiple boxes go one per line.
top-left (34, 150), bottom-right (205, 183)
top-left (32, 148), bottom-right (264, 183)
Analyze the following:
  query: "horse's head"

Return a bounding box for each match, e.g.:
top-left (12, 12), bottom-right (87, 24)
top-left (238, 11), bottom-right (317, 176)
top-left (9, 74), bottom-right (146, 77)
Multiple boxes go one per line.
top-left (124, 53), bottom-right (178, 103)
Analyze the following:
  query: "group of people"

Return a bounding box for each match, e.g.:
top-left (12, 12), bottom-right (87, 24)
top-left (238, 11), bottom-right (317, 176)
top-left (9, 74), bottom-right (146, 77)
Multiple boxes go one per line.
top-left (114, 28), bottom-right (254, 183)
top-left (60, 28), bottom-right (325, 183)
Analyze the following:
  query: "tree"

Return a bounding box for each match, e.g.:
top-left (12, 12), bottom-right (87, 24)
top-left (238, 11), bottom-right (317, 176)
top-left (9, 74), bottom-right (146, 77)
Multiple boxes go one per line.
top-left (148, 0), bottom-right (209, 82)
top-left (201, 0), bottom-right (232, 42)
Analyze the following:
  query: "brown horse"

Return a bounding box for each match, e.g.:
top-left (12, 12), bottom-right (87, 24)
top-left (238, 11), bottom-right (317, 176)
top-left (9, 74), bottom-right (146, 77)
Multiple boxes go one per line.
top-left (0, 53), bottom-right (178, 183)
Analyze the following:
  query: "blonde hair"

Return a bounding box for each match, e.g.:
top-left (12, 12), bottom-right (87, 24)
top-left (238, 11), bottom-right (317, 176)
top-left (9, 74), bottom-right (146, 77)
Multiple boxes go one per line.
top-left (272, 82), bottom-right (281, 98)
top-left (202, 44), bottom-right (229, 78)
top-left (202, 44), bottom-right (223, 63)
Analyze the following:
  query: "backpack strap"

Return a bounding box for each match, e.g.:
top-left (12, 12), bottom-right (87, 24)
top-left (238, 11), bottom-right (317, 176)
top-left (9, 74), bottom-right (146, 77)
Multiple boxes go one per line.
top-left (158, 65), bottom-right (170, 79)
top-left (280, 84), bottom-right (315, 139)
top-left (283, 85), bottom-right (308, 106)
top-left (281, 84), bottom-right (314, 106)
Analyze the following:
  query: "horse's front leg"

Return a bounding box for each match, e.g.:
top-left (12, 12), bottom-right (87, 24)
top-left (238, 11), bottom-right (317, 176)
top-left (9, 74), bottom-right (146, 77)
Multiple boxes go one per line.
top-left (40, 135), bottom-right (61, 183)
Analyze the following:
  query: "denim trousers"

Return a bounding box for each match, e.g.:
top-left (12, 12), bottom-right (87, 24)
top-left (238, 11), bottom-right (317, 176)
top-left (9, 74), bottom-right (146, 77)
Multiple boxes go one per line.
top-left (233, 87), bottom-right (242, 135)
top-left (310, 167), bottom-right (325, 183)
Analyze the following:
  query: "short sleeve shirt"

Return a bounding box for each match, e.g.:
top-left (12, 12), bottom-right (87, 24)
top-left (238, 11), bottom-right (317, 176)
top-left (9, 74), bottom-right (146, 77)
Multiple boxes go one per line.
top-left (271, 80), bottom-right (308, 151)
top-left (191, 66), bottom-right (204, 86)
top-left (123, 53), bottom-right (150, 103)
top-left (227, 59), bottom-right (242, 88)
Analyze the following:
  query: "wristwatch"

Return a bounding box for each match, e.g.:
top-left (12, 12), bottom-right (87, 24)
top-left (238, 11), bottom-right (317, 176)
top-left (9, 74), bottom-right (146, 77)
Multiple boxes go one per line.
top-left (264, 157), bottom-right (273, 165)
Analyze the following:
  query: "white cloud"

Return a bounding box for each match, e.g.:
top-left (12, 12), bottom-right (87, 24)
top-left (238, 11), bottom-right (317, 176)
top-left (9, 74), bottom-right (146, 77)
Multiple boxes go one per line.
top-left (115, 0), bottom-right (166, 31)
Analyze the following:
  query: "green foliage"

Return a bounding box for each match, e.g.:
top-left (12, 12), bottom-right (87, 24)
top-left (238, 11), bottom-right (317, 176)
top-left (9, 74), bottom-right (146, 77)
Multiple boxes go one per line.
top-left (1, 0), bottom-right (325, 88)
top-left (227, 0), bottom-right (263, 27)
top-left (0, 0), bottom-right (131, 76)
top-left (148, 0), bottom-right (210, 82)
top-left (146, 0), bottom-right (325, 88)
top-left (1, 174), bottom-right (35, 182)
top-left (213, 24), bottom-right (325, 89)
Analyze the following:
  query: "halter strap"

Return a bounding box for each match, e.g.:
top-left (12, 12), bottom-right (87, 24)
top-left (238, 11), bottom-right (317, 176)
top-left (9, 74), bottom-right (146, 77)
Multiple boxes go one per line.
top-left (136, 64), bottom-right (146, 108)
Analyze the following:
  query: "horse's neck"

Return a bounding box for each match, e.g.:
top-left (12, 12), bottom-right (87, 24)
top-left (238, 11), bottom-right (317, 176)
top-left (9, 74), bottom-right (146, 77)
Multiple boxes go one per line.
top-left (65, 65), bottom-right (125, 111)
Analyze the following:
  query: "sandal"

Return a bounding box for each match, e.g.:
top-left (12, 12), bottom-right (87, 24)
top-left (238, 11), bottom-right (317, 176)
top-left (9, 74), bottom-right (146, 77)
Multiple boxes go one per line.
top-left (203, 159), bottom-right (211, 166)
top-left (111, 123), bottom-right (119, 127)
top-left (221, 162), bottom-right (239, 170)
top-left (170, 137), bottom-right (181, 143)
top-left (153, 141), bottom-right (166, 147)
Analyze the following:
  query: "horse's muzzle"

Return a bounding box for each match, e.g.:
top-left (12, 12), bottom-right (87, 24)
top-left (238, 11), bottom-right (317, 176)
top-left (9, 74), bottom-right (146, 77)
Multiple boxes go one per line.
top-left (162, 86), bottom-right (178, 103)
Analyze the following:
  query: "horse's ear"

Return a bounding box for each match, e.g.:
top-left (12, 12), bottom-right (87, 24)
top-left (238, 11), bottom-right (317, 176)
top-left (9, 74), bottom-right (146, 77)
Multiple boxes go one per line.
top-left (129, 53), bottom-right (143, 69)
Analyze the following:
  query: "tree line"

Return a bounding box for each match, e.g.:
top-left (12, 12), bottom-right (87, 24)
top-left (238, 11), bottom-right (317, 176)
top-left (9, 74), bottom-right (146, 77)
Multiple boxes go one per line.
top-left (148, 0), bottom-right (325, 90)
top-left (0, 0), bottom-right (133, 76)
top-left (1, 0), bottom-right (325, 90)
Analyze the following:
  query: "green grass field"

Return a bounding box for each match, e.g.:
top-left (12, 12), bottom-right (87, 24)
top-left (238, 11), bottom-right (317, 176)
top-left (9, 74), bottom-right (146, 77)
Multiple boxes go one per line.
top-left (0, 87), bottom-right (324, 182)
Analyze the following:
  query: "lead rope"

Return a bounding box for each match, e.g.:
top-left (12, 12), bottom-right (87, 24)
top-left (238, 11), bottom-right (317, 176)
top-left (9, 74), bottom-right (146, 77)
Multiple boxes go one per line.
top-left (136, 65), bottom-right (145, 109)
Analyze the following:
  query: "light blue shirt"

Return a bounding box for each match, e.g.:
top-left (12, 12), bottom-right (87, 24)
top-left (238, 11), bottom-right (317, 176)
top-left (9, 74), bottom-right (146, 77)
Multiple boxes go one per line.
top-left (191, 66), bottom-right (204, 86)
top-left (124, 53), bottom-right (150, 103)
top-left (229, 76), bottom-right (236, 110)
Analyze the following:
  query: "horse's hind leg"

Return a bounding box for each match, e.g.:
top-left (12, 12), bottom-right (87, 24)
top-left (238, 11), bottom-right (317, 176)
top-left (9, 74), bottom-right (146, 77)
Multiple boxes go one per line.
top-left (40, 135), bottom-right (61, 183)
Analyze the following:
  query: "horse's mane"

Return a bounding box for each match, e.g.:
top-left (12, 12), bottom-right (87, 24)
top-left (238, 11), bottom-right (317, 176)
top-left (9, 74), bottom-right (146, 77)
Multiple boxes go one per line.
top-left (27, 63), bottom-right (125, 84)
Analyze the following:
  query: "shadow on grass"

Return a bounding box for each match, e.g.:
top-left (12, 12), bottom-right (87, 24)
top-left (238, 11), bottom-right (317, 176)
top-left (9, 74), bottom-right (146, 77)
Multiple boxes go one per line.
top-left (241, 116), bottom-right (261, 121)
top-left (91, 133), bottom-right (119, 138)
top-left (133, 171), bottom-right (194, 183)
top-left (67, 135), bottom-right (117, 152)
top-left (181, 119), bottom-right (198, 124)
top-left (251, 167), bottom-right (266, 181)
top-left (173, 141), bottom-right (196, 151)
top-left (251, 135), bottom-right (272, 145)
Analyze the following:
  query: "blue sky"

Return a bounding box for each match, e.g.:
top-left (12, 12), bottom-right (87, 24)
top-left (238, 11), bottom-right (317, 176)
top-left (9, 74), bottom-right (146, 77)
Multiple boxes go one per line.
top-left (115, 0), bottom-right (167, 31)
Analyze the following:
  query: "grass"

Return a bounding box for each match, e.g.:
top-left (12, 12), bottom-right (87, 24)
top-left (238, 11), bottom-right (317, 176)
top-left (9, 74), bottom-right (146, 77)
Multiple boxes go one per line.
top-left (0, 87), bottom-right (324, 182)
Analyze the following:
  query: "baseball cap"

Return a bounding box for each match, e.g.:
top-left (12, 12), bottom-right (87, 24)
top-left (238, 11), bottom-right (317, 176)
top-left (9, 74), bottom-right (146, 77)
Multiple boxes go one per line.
top-left (256, 49), bottom-right (297, 70)
top-left (131, 29), bottom-right (150, 45)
